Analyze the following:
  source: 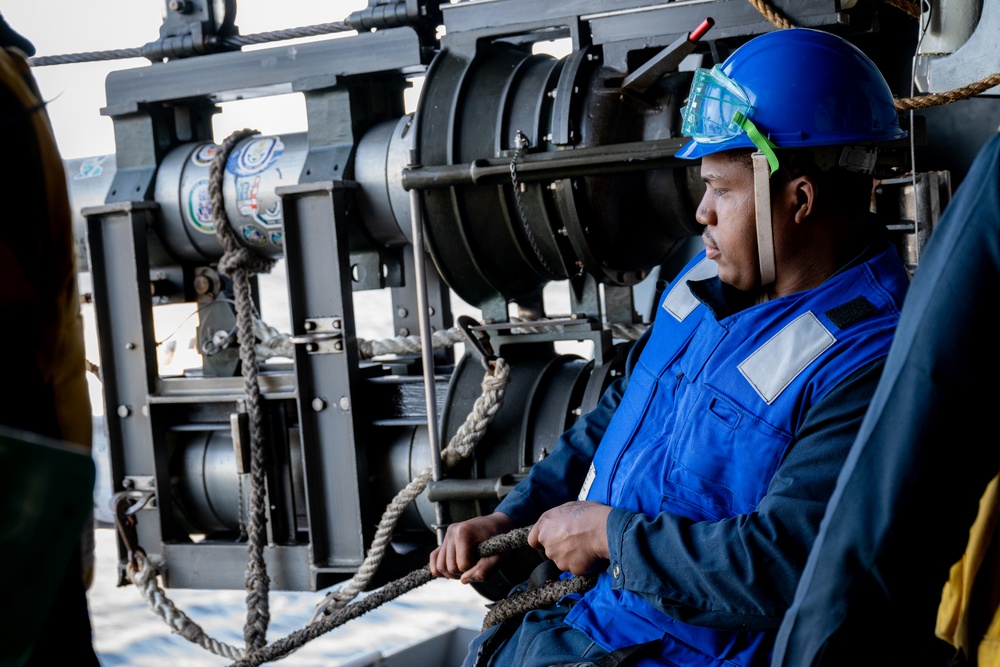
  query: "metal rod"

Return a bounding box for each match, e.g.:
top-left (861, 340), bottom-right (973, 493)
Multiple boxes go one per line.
top-left (408, 150), bottom-right (446, 544)
top-left (400, 137), bottom-right (689, 190)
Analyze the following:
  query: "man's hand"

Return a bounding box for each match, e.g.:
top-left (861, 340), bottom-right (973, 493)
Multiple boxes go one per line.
top-left (429, 512), bottom-right (515, 584)
top-left (528, 501), bottom-right (612, 575)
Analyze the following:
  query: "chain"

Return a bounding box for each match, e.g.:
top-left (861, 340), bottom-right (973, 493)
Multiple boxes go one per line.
top-left (510, 130), bottom-right (556, 276)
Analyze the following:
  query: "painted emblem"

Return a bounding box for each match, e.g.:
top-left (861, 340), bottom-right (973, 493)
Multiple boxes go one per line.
top-left (227, 136), bottom-right (284, 177)
top-left (258, 200), bottom-right (283, 226)
top-left (241, 225), bottom-right (267, 247)
top-left (73, 155), bottom-right (108, 180)
top-left (192, 143), bottom-right (219, 166)
top-left (237, 175), bottom-right (262, 217)
top-left (187, 179), bottom-right (216, 234)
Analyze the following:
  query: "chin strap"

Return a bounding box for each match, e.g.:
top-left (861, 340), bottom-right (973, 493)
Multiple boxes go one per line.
top-left (752, 152), bottom-right (776, 287)
top-left (733, 111), bottom-right (779, 288)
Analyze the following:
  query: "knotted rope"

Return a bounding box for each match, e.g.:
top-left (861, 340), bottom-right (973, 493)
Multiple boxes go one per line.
top-left (210, 127), bottom-right (275, 652)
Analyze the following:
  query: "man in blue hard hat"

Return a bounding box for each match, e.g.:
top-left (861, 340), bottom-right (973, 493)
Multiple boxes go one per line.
top-left (431, 28), bottom-right (914, 666)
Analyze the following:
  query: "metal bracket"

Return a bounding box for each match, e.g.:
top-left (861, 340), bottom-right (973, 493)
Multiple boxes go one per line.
top-left (122, 475), bottom-right (156, 493)
top-left (289, 317), bottom-right (344, 354)
top-left (457, 315), bottom-right (498, 371)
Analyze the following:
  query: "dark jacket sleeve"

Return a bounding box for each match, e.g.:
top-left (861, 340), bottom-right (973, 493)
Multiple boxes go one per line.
top-left (604, 358), bottom-right (886, 632)
top-left (772, 131), bottom-right (1000, 667)
top-left (495, 331), bottom-right (650, 525)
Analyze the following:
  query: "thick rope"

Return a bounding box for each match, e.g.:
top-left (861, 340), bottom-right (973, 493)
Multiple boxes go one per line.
top-left (357, 327), bottom-right (466, 359)
top-left (747, 0), bottom-right (919, 29)
top-left (119, 355), bottom-right (518, 661)
top-left (129, 552), bottom-right (247, 660)
top-left (317, 358), bottom-right (512, 612)
top-left (482, 571), bottom-right (598, 632)
top-left (746, 0), bottom-right (794, 29)
top-left (210, 128), bottom-right (275, 652)
top-left (882, 0), bottom-right (921, 18)
top-left (229, 527), bottom-right (597, 667)
top-left (249, 321), bottom-right (648, 362)
top-left (125, 520), bottom-right (594, 665)
top-left (895, 73), bottom-right (1000, 110)
top-left (232, 567), bottom-right (438, 667)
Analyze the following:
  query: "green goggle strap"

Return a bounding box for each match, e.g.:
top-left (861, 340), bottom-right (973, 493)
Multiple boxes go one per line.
top-left (734, 111), bottom-right (779, 175)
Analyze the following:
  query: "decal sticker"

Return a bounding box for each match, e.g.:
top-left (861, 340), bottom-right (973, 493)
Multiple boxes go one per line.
top-left (192, 143), bottom-right (218, 166)
top-left (187, 179), bottom-right (216, 234)
top-left (73, 155), bottom-right (108, 180)
top-left (226, 136), bottom-right (284, 177)
top-left (241, 225), bottom-right (267, 247)
top-left (258, 200), bottom-right (282, 226)
top-left (236, 175), bottom-right (262, 218)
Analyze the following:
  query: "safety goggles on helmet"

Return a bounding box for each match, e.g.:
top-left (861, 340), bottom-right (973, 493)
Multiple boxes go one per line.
top-left (680, 65), bottom-right (779, 174)
top-left (680, 65), bottom-right (752, 144)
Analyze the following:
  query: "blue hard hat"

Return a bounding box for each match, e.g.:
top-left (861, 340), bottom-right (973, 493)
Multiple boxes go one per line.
top-left (676, 28), bottom-right (906, 162)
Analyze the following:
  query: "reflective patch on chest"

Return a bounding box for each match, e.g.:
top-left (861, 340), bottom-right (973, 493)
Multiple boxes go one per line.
top-left (662, 258), bottom-right (718, 322)
top-left (738, 311), bottom-right (836, 404)
top-left (578, 462), bottom-right (597, 501)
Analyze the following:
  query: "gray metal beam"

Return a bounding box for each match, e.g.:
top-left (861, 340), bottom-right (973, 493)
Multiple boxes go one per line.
top-left (102, 28), bottom-right (425, 115)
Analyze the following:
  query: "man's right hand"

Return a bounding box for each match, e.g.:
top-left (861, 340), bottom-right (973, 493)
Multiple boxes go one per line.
top-left (429, 512), bottom-right (515, 584)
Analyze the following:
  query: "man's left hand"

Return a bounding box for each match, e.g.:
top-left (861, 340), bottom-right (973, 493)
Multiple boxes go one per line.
top-left (527, 501), bottom-right (612, 575)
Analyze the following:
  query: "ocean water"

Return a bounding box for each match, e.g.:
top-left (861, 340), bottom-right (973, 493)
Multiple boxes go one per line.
top-left (88, 527), bottom-right (489, 666)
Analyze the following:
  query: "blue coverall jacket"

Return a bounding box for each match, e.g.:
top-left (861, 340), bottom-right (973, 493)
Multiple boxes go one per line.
top-left (494, 239), bottom-right (910, 666)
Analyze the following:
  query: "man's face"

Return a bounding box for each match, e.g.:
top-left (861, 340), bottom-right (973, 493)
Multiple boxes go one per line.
top-left (696, 152), bottom-right (760, 292)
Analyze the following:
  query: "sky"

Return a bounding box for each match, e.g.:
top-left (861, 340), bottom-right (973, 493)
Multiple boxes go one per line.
top-left (1, 0), bottom-right (386, 414)
top-left (1, 0), bottom-right (369, 159)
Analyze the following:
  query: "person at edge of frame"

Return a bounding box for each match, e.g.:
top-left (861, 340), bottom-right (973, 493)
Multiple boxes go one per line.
top-left (770, 126), bottom-right (1000, 665)
top-left (0, 12), bottom-right (101, 667)
top-left (430, 27), bottom-right (949, 667)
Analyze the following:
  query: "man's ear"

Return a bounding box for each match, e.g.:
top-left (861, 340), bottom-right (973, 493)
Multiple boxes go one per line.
top-left (789, 175), bottom-right (816, 224)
